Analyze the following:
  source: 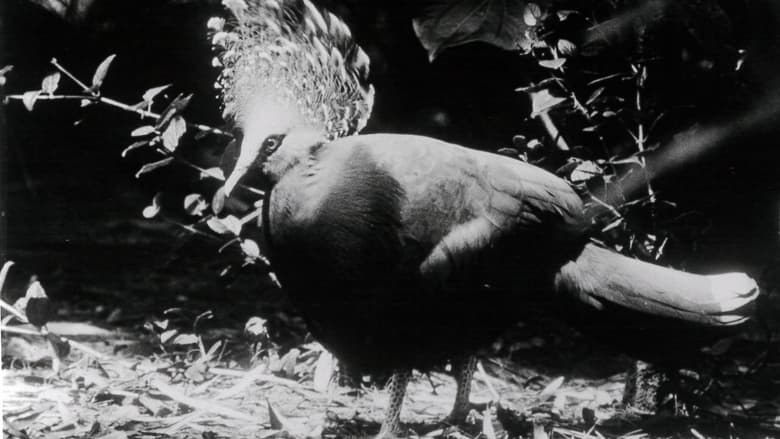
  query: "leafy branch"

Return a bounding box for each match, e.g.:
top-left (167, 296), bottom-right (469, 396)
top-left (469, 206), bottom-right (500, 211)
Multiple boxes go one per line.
top-left (2, 56), bottom-right (270, 270)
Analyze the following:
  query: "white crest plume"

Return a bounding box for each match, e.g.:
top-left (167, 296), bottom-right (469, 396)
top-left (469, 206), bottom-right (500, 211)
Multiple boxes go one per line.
top-left (210, 0), bottom-right (375, 139)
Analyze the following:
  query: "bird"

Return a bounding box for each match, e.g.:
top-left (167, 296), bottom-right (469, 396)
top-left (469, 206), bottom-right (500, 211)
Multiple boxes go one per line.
top-left (210, 1), bottom-right (760, 436)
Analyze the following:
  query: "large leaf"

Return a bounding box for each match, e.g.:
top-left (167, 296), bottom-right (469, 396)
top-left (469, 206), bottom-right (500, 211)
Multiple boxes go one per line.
top-left (413, 0), bottom-right (538, 61)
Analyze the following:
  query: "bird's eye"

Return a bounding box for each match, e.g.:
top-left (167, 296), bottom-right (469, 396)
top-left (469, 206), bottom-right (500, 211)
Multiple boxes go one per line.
top-left (262, 135), bottom-right (284, 152)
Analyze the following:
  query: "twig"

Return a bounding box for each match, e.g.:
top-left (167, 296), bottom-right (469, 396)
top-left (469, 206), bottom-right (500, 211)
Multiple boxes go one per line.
top-left (157, 411), bottom-right (206, 435)
top-left (630, 63), bottom-right (656, 204)
top-left (215, 363), bottom-right (268, 399)
top-left (529, 90), bottom-right (570, 152)
top-left (5, 93), bottom-right (230, 137)
top-left (1, 325), bottom-right (37, 335)
top-left (239, 208), bottom-right (262, 226)
top-left (49, 58), bottom-right (231, 137)
top-left (153, 379), bottom-right (259, 422)
top-left (589, 193), bottom-right (623, 220)
top-left (211, 366), bottom-right (322, 399)
top-left (0, 298), bottom-right (28, 323)
top-left (5, 94), bottom-right (97, 101)
top-left (65, 338), bottom-right (109, 360)
top-left (104, 96), bottom-right (230, 136)
top-left (1, 323), bottom-right (109, 360)
top-left (553, 427), bottom-right (604, 439)
top-left (51, 58), bottom-right (92, 93)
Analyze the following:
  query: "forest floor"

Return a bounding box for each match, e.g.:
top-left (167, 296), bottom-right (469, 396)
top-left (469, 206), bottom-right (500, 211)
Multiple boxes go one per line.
top-left (2, 217), bottom-right (780, 439)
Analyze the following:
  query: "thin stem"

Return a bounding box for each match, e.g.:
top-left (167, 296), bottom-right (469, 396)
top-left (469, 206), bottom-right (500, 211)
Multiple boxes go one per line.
top-left (0, 261), bottom-right (15, 294)
top-left (1, 324), bottom-right (109, 359)
top-left (239, 208), bottom-right (262, 226)
top-left (101, 95), bottom-right (158, 118)
top-left (0, 298), bottom-right (28, 323)
top-left (51, 57), bottom-right (93, 93)
top-left (548, 63), bottom-right (627, 204)
top-left (632, 63), bottom-right (656, 204)
top-left (5, 94), bottom-right (97, 101)
top-left (7, 92), bottom-right (230, 137)
top-left (101, 96), bottom-right (230, 137)
top-left (0, 325), bottom-right (37, 335)
top-left (47, 57), bottom-right (231, 137)
top-left (590, 192), bottom-right (624, 220)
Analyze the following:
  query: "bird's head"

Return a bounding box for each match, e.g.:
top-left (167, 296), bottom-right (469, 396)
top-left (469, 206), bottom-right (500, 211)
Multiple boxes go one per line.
top-left (211, 0), bottom-right (374, 196)
top-left (223, 98), bottom-right (325, 195)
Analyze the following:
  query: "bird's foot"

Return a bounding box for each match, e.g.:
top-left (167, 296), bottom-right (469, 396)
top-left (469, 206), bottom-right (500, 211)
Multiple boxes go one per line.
top-left (443, 402), bottom-right (488, 425)
top-left (444, 401), bottom-right (489, 426)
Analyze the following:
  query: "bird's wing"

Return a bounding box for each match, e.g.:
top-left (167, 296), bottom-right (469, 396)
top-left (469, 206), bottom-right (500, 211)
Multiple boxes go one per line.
top-left (429, 156), bottom-right (586, 285)
top-left (418, 152), bottom-right (587, 285)
top-left (346, 134), bottom-right (587, 285)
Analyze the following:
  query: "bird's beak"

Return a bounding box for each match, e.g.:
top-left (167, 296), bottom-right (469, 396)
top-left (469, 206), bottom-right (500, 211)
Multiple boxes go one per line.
top-left (222, 139), bottom-right (259, 197)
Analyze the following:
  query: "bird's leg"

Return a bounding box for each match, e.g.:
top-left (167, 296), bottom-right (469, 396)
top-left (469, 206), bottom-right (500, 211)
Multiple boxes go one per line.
top-left (447, 355), bottom-right (477, 423)
top-left (376, 369), bottom-right (411, 438)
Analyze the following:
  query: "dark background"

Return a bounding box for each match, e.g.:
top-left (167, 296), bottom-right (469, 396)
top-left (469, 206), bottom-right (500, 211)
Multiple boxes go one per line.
top-left (1, 0), bottom-right (779, 316)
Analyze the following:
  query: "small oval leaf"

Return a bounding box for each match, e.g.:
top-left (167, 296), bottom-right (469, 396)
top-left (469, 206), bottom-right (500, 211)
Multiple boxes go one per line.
top-left (135, 158), bottom-right (174, 179)
top-left (160, 329), bottom-right (178, 344)
top-left (142, 193), bottom-right (163, 219)
top-left (131, 125), bottom-right (156, 137)
top-left (121, 140), bottom-right (149, 158)
top-left (22, 90), bottom-right (41, 111)
top-left (241, 239), bottom-right (260, 259)
top-left (92, 54), bottom-right (116, 90)
top-left (161, 116), bottom-right (187, 151)
top-left (41, 72), bottom-right (61, 95)
top-left (0, 65), bottom-right (13, 86)
top-left (538, 58), bottom-right (567, 70)
top-left (142, 84), bottom-right (172, 103)
top-left (172, 333), bottom-right (200, 345)
top-left (207, 16), bottom-right (226, 31)
top-left (530, 89), bottom-right (567, 117)
top-left (570, 160), bottom-right (603, 183)
top-left (184, 193), bottom-right (208, 217)
top-left (523, 3), bottom-right (540, 26)
top-left (156, 93), bottom-right (193, 131)
top-left (586, 87), bottom-right (606, 106)
top-left (206, 217), bottom-right (229, 234)
top-left (557, 10), bottom-right (578, 21)
top-left (556, 39), bottom-right (577, 56)
top-left (221, 215), bottom-right (242, 235)
top-left (244, 316), bottom-right (267, 337)
top-left (142, 205), bottom-right (160, 219)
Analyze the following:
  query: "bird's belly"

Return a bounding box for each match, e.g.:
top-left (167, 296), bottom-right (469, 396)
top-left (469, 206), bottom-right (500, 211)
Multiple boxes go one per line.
top-left (277, 255), bottom-right (544, 374)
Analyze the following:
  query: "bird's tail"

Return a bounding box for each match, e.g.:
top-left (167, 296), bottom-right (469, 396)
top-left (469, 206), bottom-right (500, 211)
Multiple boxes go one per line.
top-left (554, 243), bottom-right (759, 327)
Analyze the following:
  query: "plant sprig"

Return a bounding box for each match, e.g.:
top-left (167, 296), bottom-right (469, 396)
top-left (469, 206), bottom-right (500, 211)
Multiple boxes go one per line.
top-left (2, 55), bottom-right (270, 270)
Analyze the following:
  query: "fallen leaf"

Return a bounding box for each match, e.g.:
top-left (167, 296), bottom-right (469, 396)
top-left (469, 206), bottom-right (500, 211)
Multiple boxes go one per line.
top-left (539, 376), bottom-right (564, 400)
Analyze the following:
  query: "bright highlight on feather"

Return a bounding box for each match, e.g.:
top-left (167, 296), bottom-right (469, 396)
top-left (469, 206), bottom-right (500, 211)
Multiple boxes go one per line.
top-left (210, 0), bottom-right (374, 140)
